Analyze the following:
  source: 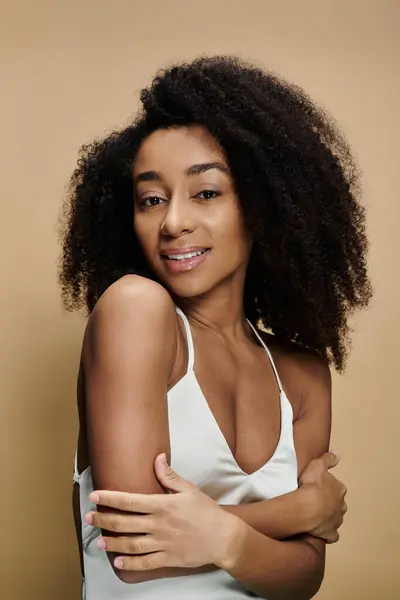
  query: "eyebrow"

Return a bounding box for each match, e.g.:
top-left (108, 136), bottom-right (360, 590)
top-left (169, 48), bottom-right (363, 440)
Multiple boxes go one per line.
top-left (134, 162), bottom-right (230, 185)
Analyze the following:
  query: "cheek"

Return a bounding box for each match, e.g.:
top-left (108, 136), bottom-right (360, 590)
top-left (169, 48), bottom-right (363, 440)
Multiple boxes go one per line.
top-left (213, 209), bottom-right (250, 259)
top-left (133, 216), bottom-right (158, 255)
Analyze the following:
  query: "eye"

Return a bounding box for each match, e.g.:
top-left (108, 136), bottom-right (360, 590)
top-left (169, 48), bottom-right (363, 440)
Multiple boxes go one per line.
top-left (195, 189), bottom-right (220, 200)
top-left (140, 196), bottom-right (166, 208)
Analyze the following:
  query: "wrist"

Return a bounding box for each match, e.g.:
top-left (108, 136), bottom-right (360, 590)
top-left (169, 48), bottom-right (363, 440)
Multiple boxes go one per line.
top-left (215, 514), bottom-right (249, 571)
top-left (298, 484), bottom-right (321, 532)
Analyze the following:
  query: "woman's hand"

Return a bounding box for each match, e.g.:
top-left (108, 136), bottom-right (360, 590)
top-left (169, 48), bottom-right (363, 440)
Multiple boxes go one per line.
top-left (299, 451), bottom-right (348, 543)
top-left (85, 454), bottom-right (243, 572)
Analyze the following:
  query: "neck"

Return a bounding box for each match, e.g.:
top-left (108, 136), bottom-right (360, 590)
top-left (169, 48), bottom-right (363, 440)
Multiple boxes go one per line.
top-left (176, 272), bottom-right (249, 338)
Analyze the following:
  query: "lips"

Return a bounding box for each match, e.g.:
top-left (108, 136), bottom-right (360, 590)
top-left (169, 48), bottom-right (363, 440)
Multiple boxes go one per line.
top-left (160, 246), bottom-right (211, 273)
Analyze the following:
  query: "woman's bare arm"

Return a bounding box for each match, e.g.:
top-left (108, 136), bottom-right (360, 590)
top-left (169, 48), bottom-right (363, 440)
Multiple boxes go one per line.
top-left (222, 486), bottom-right (315, 540)
top-left (83, 276), bottom-right (175, 496)
top-left (83, 275), bottom-right (212, 583)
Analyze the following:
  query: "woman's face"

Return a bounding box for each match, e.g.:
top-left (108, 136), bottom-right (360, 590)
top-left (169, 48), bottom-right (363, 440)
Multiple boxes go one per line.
top-left (132, 125), bottom-right (252, 299)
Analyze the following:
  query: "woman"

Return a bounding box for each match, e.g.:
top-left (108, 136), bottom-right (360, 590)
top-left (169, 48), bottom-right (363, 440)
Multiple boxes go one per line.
top-left (59, 55), bottom-right (371, 599)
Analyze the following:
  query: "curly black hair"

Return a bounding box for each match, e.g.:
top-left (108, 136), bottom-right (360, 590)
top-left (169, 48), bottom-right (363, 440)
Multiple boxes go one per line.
top-left (58, 54), bottom-right (372, 371)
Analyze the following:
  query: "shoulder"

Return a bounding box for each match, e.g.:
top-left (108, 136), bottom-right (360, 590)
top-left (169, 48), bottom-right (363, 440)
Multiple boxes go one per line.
top-left (83, 275), bottom-right (177, 361)
top-left (258, 328), bottom-right (331, 418)
top-left (89, 275), bottom-right (176, 328)
top-left (258, 328), bottom-right (331, 387)
top-left (93, 274), bottom-right (175, 317)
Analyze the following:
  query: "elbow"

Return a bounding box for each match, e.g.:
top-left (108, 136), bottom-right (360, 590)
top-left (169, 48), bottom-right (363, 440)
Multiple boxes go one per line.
top-left (296, 578), bottom-right (324, 600)
top-left (291, 535), bottom-right (326, 600)
top-left (277, 571), bottom-right (324, 600)
top-left (249, 566), bottom-right (325, 600)
top-left (266, 545), bottom-right (325, 600)
top-left (310, 566), bottom-right (325, 599)
top-left (294, 553), bottom-right (325, 600)
top-left (298, 580), bottom-right (323, 600)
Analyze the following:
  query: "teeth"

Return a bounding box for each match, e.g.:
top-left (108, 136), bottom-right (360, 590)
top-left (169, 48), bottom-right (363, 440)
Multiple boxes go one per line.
top-left (166, 249), bottom-right (206, 260)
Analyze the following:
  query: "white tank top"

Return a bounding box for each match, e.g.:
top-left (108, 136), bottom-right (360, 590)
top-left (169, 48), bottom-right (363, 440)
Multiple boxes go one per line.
top-left (73, 307), bottom-right (298, 599)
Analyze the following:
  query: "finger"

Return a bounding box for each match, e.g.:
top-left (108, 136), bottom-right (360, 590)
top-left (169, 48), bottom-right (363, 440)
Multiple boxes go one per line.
top-left (88, 490), bottom-right (164, 513)
top-left (326, 531), bottom-right (340, 544)
top-left (329, 449), bottom-right (341, 461)
top-left (333, 515), bottom-right (344, 530)
top-left (114, 551), bottom-right (168, 571)
top-left (86, 512), bottom-right (153, 534)
top-left (97, 534), bottom-right (162, 555)
top-left (318, 451), bottom-right (340, 470)
top-left (154, 454), bottom-right (196, 494)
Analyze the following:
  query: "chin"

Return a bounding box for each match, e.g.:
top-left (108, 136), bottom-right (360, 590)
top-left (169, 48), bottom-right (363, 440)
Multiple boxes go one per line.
top-left (163, 278), bottom-right (212, 299)
top-left (152, 270), bottom-right (215, 300)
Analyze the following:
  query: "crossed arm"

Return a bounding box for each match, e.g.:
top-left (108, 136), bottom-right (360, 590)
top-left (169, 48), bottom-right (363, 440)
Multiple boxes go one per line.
top-left (81, 276), bottom-right (344, 600)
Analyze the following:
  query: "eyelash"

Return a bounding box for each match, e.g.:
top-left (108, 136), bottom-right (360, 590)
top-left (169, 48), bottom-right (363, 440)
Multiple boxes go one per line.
top-left (140, 189), bottom-right (220, 208)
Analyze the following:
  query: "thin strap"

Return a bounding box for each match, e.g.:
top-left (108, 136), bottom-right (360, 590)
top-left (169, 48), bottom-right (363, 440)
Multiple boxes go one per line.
top-left (247, 319), bottom-right (283, 393)
top-left (175, 307), bottom-right (195, 371)
top-left (73, 449), bottom-right (80, 484)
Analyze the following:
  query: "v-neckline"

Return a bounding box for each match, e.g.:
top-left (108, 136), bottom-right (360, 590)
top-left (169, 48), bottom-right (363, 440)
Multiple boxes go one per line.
top-left (186, 369), bottom-right (285, 478)
top-left (171, 310), bottom-right (286, 477)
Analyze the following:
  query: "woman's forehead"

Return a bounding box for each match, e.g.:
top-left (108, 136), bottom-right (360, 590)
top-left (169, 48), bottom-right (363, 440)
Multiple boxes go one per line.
top-left (132, 126), bottom-right (228, 176)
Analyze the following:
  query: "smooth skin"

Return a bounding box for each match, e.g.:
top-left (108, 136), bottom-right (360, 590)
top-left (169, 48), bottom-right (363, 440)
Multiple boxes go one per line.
top-left (86, 450), bottom-right (345, 562)
top-left (74, 126), bottom-right (347, 599)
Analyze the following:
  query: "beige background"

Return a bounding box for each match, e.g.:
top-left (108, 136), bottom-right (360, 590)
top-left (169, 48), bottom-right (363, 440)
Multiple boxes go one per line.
top-left (1, 1), bottom-right (399, 598)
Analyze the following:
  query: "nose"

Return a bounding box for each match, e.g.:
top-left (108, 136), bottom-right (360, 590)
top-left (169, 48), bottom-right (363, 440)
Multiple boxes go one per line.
top-left (160, 197), bottom-right (194, 238)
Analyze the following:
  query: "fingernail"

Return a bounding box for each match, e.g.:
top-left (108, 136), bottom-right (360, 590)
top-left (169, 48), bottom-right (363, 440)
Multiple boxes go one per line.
top-left (89, 492), bottom-right (100, 503)
top-left (161, 453), bottom-right (167, 465)
top-left (85, 512), bottom-right (93, 525)
top-left (96, 537), bottom-right (107, 550)
top-left (114, 558), bottom-right (124, 569)
top-left (330, 450), bottom-right (340, 459)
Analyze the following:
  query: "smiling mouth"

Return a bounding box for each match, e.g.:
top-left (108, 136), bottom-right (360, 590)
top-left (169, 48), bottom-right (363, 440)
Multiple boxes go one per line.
top-left (160, 248), bottom-right (211, 272)
top-left (162, 249), bottom-right (208, 261)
